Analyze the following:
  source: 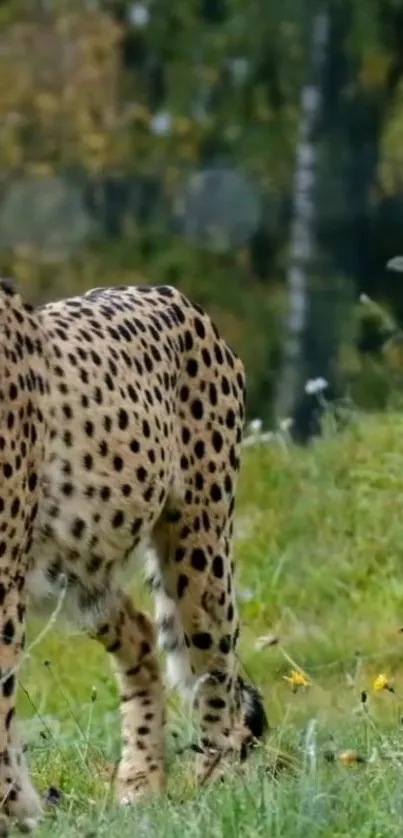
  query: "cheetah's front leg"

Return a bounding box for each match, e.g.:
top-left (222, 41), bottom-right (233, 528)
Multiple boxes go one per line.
top-left (0, 577), bottom-right (42, 830)
top-left (93, 591), bottom-right (165, 804)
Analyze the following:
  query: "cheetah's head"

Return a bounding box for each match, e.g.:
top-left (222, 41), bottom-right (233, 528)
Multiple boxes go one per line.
top-left (235, 675), bottom-right (268, 760)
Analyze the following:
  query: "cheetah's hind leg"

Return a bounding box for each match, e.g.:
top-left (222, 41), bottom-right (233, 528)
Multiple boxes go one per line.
top-left (92, 590), bottom-right (165, 805)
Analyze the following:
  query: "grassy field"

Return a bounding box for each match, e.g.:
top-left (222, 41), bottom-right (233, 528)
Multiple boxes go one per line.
top-left (16, 409), bottom-right (403, 836)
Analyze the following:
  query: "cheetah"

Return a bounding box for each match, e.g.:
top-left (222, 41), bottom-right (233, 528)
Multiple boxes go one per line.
top-left (0, 279), bottom-right (267, 829)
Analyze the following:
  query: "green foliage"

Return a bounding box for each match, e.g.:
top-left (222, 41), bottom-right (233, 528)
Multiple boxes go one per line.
top-left (1, 1), bottom-right (403, 419)
top-left (0, 1), bottom-right (310, 421)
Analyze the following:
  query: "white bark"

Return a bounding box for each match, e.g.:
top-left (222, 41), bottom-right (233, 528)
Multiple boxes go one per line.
top-left (275, 8), bottom-right (330, 422)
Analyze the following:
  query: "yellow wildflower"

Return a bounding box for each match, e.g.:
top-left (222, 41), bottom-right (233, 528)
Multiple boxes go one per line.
top-left (283, 669), bottom-right (310, 691)
top-left (373, 673), bottom-right (394, 693)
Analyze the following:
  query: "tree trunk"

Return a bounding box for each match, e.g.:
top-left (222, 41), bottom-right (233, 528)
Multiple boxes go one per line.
top-left (275, 6), bottom-right (330, 422)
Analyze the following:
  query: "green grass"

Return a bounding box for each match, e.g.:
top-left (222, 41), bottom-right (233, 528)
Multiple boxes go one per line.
top-left (16, 409), bottom-right (403, 836)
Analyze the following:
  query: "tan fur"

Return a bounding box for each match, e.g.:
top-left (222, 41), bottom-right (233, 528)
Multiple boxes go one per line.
top-left (0, 281), bottom-right (254, 829)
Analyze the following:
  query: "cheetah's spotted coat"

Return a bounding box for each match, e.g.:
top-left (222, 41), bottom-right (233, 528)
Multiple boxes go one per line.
top-left (0, 281), bottom-right (267, 829)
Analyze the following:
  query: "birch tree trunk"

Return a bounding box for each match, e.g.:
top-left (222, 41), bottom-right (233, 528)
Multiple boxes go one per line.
top-left (275, 6), bottom-right (330, 422)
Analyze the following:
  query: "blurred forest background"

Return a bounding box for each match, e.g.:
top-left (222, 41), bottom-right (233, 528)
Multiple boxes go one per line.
top-left (2, 0), bottom-right (403, 436)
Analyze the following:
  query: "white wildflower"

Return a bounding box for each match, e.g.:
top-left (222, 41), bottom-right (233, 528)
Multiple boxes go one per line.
top-left (359, 293), bottom-right (370, 304)
top-left (304, 377), bottom-right (328, 395)
top-left (150, 111), bottom-right (172, 136)
top-left (279, 417), bottom-right (293, 433)
top-left (128, 3), bottom-right (150, 27)
top-left (248, 418), bottom-right (263, 435)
